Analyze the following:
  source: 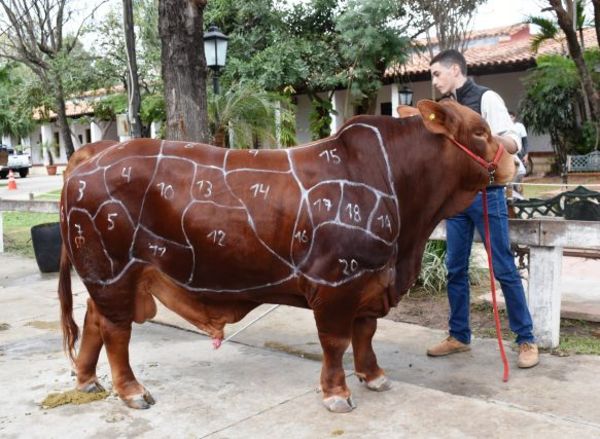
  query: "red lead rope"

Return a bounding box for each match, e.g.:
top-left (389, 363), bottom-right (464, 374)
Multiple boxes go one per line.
top-left (449, 136), bottom-right (510, 382)
top-left (482, 189), bottom-right (510, 382)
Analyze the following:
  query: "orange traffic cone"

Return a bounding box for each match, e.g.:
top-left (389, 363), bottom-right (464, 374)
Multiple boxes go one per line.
top-left (7, 170), bottom-right (17, 190)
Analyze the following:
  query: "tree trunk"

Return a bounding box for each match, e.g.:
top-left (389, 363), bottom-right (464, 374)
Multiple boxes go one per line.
top-left (549, 0), bottom-right (600, 121)
top-left (123, 0), bottom-right (143, 138)
top-left (159, 0), bottom-right (210, 142)
top-left (53, 76), bottom-right (75, 159)
top-left (593, 0), bottom-right (600, 48)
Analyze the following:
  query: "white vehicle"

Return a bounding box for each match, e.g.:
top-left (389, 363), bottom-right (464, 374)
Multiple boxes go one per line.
top-left (0, 145), bottom-right (32, 178)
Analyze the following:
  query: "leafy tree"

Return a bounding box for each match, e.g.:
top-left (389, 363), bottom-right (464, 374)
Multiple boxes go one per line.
top-left (335, 0), bottom-right (408, 115)
top-left (405, 0), bottom-right (487, 56)
top-left (0, 0), bottom-right (108, 158)
top-left (519, 53), bottom-right (600, 172)
top-left (546, 0), bottom-right (600, 121)
top-left (0, 64), bottom-right (35, 139)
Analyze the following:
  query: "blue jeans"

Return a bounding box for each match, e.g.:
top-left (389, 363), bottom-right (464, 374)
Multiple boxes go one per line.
top-left (445, 187), bottom-right (535, 345)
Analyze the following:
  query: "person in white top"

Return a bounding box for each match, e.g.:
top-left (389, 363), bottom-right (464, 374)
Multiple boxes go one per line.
top-left (426, 49), bottom-right (539, 368)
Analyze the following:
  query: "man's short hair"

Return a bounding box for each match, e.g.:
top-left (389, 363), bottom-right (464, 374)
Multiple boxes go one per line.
top-left (430, 49), bottom-right (467, 76)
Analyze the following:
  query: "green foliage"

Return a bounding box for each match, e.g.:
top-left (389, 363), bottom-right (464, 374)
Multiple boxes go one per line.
top-left (519, 55), bottom-right (582, 168)
top-left (417, 240), bottom-right (447, 295)
top-left (335, 0), bottom-right (408, 110)
top-left (93, 94), bottom-right (128, 122)
top-left (208, 83), bottom-right (296, 148)
top-left (140, 94), bottom-right (166, 126)
top-left (0, 63), bottom-right (36, 138)
top-left (309, 98), bottom-right (333, 140)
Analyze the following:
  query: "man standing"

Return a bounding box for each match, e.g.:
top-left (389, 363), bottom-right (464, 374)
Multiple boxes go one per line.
top-left (427, 49), bottom-right (539, 368)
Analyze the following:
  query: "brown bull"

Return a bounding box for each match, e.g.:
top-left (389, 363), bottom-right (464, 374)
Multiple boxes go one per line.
top-left (58, 100), bottom-right (514, 412)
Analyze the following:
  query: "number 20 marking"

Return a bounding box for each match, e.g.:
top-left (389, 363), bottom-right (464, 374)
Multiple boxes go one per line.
top-left (338, 258), bottom-right (358, 276)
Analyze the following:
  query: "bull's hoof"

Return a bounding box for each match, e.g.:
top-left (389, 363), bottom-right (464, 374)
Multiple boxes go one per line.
top-left (366, 375), bottom-right (392, 392)
top-left (122, 390), bottom-right (156, 409)
top-left (322, 395), bottom-right (356, 413)
top-left (78, 380), bottom-right (105, 393)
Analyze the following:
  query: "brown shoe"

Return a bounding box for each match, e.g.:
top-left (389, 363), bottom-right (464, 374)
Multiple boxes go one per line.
top-left (427, 336), bottom-right (471, 357)
top-left (518, 342), bottom-right (539, 368)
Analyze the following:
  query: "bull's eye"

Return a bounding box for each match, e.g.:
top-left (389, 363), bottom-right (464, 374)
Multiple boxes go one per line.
top-left (473, 130), bottom-right (486, 137)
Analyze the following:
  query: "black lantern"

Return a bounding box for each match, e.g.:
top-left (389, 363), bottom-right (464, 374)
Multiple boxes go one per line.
top-left (203, 25), bottom-right (229, 94)
top-left (398, 86), bottom-right (414, 106)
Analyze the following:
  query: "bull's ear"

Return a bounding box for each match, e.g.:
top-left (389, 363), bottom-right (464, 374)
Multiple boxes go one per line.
top-left (397, 105), bottom-right (420, 118)
top-left (416, 100), bottom-right (457, 138)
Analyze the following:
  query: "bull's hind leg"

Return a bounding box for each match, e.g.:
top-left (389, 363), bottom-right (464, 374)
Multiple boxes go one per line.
top-left (352, 317), bottom-right (391, 392)
top-left (75, 298), bottom-right (105, 393)
top-left (97, 314), bottom-right (155, 409)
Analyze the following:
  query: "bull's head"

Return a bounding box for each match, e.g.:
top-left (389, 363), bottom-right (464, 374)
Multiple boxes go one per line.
top-left (398, 100), bottom-right (515, 184)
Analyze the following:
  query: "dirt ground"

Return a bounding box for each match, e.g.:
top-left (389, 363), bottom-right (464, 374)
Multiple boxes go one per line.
top-left (385, 286), bottom-right (600, 348)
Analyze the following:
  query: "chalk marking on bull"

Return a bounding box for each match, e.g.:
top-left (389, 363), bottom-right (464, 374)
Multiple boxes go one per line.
top-left (127, 140), bottom-right (166, 260)
top-left (334, 183), bottom-right (344, 222)
top-left (319, 148), bottom-right (342, 164)
top-left (91, 199), bottom-right (136, 231)
top-left (67, 124), bottom-right (399, 291)
top-left (67, 208), bottom-right (116, 278)
top-left (207, 229), bottom-right (226, 247)
top-left (345, 202), bottom-right (362, 223)
top-left (156, 182), bottom-right (175, 200)
top-left (217, 304), bottom-right (280, 347)
top-left (180, 202), bottom-right (198, 284)
top-left (312, 220), bottom-right (395, 247)
top-left (286, 150), bottom-right (316, 267)
top-left (226, 168), bottom-right (291, 175)
top-left (339, 258), bottom-right (358, 276)
top-left (342, 122), bottom-right (401, 241)
top-left (308, 179), bottom-right (394, 199)
top-left (221, 171), bottom-right (297, 271)
top-left (121, 166), bottom-right (132, 183)
top-left (148, 243), bottom-right (167, 257)
top-left (248, 149), bottom-right (259, 157)
top-left (249, 183), bottom-right (270, 200)
top-left (366, 195), bottom-right (381, 231)
top-left (196, 179), bottom-right (213, 198)
top-left (136, 224), bottom-right (193, 250)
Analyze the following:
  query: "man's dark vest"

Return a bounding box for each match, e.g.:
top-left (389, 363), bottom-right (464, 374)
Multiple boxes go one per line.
top-left (455, 78), bottom-right (489, 115)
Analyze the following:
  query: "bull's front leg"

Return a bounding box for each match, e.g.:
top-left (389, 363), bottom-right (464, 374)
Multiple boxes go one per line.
top-left (352, 316), bottom-right (391, 392)
top-left (312, 290), bottom-right (357, 413)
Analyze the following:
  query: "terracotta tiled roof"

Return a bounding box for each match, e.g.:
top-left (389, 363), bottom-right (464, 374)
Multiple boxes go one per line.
top-left (33, 85), bottom-right (125, 121)
top-left (387, 24), bottom-right (599, 78)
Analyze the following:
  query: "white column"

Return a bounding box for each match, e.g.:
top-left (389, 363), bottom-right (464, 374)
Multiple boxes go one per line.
top-left (40, 124), bottom-right (54, 164)
top-left (150, 121), bottom-right (162, 139)
top-left (391, 83), bottom-right (400, 117)
top-left (90, 121), bottom-right (103, 142)
top-left (528, 246), bottom-right (563, 348)
top-left (329, 91), bottom-right (345, 135)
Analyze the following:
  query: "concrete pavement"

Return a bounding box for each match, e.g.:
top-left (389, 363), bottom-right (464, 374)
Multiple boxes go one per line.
top-left (1, 252), bottom-right (600, 438)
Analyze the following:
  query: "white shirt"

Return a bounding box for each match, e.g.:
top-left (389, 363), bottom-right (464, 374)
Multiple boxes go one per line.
top-left (481, 90), bottom-right (521, 153)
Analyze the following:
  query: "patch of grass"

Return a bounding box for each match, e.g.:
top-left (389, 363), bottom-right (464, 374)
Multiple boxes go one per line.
top-left (554, 335), bottom-right (600, 355)
top-left (2, 211), bottom-right (59, 258)
top-left (34, 189), bottom-right (62, 201)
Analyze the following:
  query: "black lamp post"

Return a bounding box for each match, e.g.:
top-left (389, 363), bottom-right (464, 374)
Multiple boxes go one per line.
top-left (398, 85), bottom-right (414, 106)
top-left (203, 25), bottom-right (229, 95)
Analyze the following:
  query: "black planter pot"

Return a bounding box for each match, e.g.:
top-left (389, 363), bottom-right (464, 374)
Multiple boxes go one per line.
top-left (31, 222), bottom-right (62, 273)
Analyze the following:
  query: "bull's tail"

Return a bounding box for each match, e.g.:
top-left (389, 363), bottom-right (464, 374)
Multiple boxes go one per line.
top-left (58, 242), bottom-right (79, 363)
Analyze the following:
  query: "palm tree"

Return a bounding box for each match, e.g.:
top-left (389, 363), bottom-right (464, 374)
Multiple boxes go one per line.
top-left (208, 83), bottom-right (296, 148)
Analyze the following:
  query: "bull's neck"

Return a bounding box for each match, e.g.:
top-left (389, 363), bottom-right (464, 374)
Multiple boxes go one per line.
top-left (385, 119), bottom-right (485, 293)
